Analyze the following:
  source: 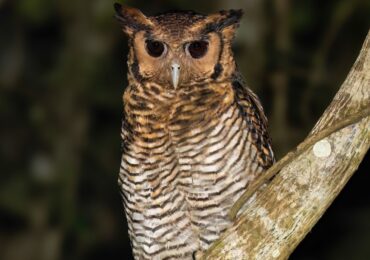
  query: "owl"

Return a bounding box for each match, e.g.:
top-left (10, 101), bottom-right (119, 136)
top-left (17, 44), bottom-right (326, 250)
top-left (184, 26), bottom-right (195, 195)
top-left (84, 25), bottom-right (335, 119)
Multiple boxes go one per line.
top-left (114, 3), bottom-right (274, 260)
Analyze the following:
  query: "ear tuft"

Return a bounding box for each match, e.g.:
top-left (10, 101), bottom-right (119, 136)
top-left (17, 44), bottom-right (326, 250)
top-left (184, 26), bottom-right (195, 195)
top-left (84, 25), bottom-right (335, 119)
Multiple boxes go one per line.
top-left (217, 9), bottom-right (243, 30)
top-left (202, 9), bottom-right (243, 35)
top-left (114, 3), bottom-right (152, 35)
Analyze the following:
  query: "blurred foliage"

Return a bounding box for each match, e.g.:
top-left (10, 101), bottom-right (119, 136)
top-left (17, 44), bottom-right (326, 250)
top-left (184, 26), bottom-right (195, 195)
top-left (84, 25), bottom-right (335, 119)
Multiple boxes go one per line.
top-left (0, 0), bottom-right (369, 259)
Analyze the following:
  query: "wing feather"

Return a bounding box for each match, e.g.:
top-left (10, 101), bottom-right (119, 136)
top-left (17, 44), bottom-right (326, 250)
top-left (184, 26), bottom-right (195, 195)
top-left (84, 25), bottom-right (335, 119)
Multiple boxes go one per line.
top-left (232, 78), bottom-right (275, 169)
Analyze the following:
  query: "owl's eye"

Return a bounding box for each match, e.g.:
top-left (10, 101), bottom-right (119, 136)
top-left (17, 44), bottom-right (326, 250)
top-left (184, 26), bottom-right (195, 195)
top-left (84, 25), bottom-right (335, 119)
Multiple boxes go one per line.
top-left (187, 40), bottom-right (209, 59)
top-left (145, 40), bottom-right (165, 57)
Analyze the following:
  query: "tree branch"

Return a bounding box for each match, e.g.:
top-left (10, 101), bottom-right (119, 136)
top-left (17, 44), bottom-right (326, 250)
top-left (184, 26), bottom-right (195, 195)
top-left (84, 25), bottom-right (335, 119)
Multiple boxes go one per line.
top-left (202, 30), bottom-right (370, 260)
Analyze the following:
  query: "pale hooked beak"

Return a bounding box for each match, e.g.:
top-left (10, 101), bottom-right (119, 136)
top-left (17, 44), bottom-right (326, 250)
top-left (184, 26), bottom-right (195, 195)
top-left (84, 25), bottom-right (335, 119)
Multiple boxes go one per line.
top-left (171, 62), bottom-right (180, 89)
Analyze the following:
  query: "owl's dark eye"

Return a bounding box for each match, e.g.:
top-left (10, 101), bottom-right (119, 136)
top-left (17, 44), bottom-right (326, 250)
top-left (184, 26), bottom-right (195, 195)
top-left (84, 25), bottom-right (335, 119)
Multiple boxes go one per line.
top-left (145, 40), bottom-right (165, 57)
top-left (187, 40), bottom-right (209, 59)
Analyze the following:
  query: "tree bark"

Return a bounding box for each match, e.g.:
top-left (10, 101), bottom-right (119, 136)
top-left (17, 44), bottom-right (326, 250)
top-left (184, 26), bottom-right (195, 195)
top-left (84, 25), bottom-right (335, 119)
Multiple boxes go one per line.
top-left (201, 30), bottom-right (370, 260)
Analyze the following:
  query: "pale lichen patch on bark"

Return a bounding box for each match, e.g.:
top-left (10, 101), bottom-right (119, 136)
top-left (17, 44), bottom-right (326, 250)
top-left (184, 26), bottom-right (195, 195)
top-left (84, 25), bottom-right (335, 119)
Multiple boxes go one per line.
top-left (313, 139), bottom-right (331, 158)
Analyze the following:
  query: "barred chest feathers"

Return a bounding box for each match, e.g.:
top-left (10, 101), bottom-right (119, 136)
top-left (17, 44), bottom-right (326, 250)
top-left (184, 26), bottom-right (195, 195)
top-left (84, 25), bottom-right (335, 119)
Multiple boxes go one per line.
top-left (119, 81), bottom-right (268, 259)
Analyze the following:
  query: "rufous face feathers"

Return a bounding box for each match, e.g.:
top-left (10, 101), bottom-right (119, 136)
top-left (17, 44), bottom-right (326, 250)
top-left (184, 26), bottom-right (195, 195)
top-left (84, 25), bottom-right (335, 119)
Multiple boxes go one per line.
top-left (114, 3), bottom-right (243, 89)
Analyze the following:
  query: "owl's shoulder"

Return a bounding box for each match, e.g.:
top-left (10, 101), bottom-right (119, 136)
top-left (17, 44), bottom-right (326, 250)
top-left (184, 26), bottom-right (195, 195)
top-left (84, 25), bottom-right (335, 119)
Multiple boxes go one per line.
top-left (231, 78), bottom-right (275, 168)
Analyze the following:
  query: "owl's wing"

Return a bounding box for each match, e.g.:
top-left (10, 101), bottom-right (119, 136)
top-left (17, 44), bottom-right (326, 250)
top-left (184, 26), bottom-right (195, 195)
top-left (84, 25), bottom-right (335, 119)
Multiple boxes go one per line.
top-left (120, 86), bottom-right (134, 154)
top-left (232, 77), bottom-right (275, 169)
top-left (120, 113), bottom-right (131, 153)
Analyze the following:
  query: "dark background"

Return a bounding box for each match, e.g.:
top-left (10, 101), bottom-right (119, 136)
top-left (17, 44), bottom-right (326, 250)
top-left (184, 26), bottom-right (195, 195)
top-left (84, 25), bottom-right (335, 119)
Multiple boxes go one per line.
top-left (0, 0), bottom-right (369, 259)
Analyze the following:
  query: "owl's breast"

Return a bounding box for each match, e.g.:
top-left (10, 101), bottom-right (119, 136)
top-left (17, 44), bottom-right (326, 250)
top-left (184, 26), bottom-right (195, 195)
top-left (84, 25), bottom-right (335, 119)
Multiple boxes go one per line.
top-left (120, 82), bottom-right (264, 257)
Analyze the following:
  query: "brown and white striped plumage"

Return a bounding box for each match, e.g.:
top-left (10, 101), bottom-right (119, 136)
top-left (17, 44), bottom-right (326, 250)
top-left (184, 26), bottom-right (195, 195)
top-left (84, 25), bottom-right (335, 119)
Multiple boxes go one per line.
top-left (115, 4), bottom-right (274, 259)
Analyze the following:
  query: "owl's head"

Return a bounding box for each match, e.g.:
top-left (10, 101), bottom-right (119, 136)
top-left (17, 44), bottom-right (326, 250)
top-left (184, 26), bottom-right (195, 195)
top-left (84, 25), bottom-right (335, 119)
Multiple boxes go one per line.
top-left (114, 3), bottom-right (242, 89)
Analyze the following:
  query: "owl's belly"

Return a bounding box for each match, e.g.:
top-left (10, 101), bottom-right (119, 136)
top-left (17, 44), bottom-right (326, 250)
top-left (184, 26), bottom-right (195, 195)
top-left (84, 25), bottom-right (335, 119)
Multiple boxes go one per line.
top-left (120, 139), bottom-right (197, 259)
top-left (175, 104), bottom-right (260, 251)
top-left (119, 104), bottom-right (262, 259)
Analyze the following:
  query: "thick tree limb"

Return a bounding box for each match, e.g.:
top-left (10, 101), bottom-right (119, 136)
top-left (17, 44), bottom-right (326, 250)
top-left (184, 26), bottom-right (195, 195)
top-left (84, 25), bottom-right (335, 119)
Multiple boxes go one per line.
top-left (202, 30), bottom-right (370, 259)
